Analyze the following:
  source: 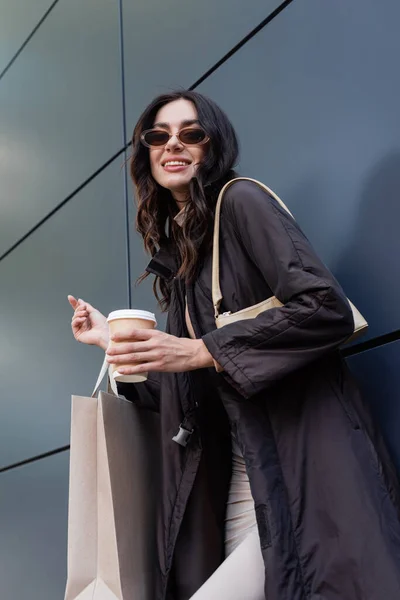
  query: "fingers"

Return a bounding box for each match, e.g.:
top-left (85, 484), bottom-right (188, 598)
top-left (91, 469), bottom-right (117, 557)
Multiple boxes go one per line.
top-left (71, 306), bottom-right (88, 328)
top-left (71, 318), bottom-right (85, 331)
top-left (110, 328), bottom-right (158, 343)
top-left (68, 295), bottom-right (90, 313)
top-left (68, 295), bottom-right (78, 309)
top-left (107, 351), bottom-right (158, 366)
top-left (72, 317), bottom-right (86, 326)
top-left (117, 362), bottom-right (162, 375)
top-left (107, 341), bottom-right (154, 355)
top-left (82, 300), bottom-right (96, 313)
top-left (106, 340), bottom-right (156, 366)
top-left (71, 308), bottom-right (87, 321)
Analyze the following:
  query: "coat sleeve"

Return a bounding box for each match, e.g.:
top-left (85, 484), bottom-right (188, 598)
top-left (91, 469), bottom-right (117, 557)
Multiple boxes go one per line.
top-left (201, 180), bottom-right (354, 399)
top-left (116, 372), bottom-right (161, 412)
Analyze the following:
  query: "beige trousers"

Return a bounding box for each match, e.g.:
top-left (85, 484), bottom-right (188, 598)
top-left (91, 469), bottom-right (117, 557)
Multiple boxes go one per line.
top-left (189, 436), bottom-right (265, 600)
top-left (183, 306), bottom-right (264, 597)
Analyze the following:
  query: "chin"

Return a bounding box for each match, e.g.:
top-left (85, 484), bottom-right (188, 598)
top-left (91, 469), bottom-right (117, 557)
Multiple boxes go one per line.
top-left (162, 173), bottom-right (193, 191)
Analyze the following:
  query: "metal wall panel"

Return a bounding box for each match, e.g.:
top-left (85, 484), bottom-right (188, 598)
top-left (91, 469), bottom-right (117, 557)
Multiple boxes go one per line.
top-left (122, 0), bottom-right (281, 137)
top-left (0, 159), bottom-right (128, 468)
top-left (0, 0), bottom-right (123, 257)
top-left (198, 0), bottom-right (400, 340)
top-left (0, 0), bottom-right (52, 73)
top-left (0, 452), bottom-right (69, 600)
top-left (347, 341), bottom-right (400, 471)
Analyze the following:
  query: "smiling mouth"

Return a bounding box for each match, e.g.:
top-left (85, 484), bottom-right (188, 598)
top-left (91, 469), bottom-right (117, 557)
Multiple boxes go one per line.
top-left (162, 160), bottom-right (192, 168)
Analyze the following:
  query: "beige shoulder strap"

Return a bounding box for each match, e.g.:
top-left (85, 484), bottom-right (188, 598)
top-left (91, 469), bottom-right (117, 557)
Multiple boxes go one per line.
top-left (212, 177), bottom-right (294, 318)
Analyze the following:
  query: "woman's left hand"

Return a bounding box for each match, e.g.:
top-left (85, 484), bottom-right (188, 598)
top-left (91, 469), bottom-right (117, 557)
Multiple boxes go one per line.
top-left (106, 328), bottom-right (215, 374)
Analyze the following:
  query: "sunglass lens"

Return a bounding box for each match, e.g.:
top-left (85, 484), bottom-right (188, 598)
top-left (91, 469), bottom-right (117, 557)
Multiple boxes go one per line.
top-left (143, 130), bottom-right (169, 146)
top-left (180, 128), bottom-right (207, 144)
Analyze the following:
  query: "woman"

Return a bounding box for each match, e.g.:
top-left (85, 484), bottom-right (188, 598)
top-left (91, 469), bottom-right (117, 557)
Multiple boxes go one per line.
top-left (69, 90), bottom-right (400, 600)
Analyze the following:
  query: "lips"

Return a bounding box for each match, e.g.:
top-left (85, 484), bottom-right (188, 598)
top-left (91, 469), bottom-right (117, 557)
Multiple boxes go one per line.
top-left (162, 159), bottom-right (192, 173)
top-left (162, 159), bottom-right (191, 167)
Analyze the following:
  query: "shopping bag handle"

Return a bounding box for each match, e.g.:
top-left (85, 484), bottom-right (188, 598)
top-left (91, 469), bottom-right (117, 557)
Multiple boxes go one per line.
top-left (91, 355), bottom-right (118, 398)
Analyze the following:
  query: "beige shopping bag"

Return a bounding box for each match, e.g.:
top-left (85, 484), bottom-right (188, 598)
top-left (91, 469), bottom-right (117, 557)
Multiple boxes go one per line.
top-left (64, 359), bottom-right (160, 600)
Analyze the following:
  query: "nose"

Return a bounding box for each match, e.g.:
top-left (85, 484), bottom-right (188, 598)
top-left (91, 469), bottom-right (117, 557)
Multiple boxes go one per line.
top-left (165, 131), bottom-right (183, 152)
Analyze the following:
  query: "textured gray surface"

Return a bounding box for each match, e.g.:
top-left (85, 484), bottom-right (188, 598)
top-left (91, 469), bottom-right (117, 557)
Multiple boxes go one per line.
top-left (0, 0), bottom-right (123, 257)
top-left (0, 159), bottom-right (128, 468)
top-left (199, 0), bottom-right (400, 340)
top-left (0, 452), bottom-right (69, 600)
top-left (122, 0), bottom-right (281, 136)
top-left (0, 0), bottom-right (53, 73)
top-left (347, 341), bottom-right (400, 471)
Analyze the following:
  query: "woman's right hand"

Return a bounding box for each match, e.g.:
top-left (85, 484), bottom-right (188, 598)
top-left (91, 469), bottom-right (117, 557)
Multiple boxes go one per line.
top-left (68, 295), bottom-right (109, 350)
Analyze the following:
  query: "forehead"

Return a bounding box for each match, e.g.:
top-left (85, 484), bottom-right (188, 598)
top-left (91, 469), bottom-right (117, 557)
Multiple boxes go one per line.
top-left (153, 98), bottom-right (198, 128)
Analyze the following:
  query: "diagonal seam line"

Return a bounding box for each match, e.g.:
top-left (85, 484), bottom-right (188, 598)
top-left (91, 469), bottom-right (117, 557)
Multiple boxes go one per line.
top-left (0, 445), bottom-right (70, 474)
top-left (0, 146), bottom-right (126, 262)
top-left (0, 0), bottom-right (294, 263)
top-left (189, 0), bottom-right (296, 90)
top-left (342, 329), bottom-right (400, 357)
top-left (0, 0), bottom-right (61, 82)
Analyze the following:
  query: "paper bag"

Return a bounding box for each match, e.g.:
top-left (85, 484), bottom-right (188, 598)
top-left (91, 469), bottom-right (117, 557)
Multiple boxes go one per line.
top-left (64, 360), bottom-right (160, 599)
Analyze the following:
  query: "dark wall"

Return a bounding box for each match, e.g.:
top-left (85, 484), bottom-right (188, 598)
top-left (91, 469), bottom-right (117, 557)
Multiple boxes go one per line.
top-left (0, 0), bottom-right (399, 596)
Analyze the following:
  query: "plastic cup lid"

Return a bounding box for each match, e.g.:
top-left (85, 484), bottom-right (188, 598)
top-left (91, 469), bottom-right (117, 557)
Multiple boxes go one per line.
top-left (107, 309), bottom-right (157, 324)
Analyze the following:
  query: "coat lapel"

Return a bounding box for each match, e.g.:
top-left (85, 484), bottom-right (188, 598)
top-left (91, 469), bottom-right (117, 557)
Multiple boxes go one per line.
top-left (145, 244), bottom-right (178, 280)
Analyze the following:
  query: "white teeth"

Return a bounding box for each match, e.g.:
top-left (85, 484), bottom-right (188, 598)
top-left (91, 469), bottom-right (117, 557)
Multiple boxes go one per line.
top-left (164, 161), bottom-right (189, 167)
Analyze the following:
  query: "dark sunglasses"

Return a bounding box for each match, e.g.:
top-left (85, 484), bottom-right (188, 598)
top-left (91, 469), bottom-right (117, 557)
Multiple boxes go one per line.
top-left (140, 126), bottom-right (210, 148)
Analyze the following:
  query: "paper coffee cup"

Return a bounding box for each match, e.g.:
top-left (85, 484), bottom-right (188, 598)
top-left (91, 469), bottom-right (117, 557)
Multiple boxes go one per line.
top-left (107, 309), bottom-right (157, 383)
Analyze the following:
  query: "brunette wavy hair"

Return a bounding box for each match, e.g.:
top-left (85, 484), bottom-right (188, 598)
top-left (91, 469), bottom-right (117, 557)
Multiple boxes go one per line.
top-left (130, 90), bottom-right (239, 309)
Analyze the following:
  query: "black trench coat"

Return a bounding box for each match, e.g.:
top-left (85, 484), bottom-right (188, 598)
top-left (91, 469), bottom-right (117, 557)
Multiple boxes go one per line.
top-left (118, 179), bottom-right (400, 600)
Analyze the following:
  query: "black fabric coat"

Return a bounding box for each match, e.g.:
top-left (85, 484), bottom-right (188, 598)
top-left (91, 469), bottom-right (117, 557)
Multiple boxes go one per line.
top-left (118, 179), bottom-right (400, 600)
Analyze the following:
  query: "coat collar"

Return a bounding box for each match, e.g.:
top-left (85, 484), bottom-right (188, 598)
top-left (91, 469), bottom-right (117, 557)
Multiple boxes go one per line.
top-left (145, 243), bottom-right (178, 280)
top-left (145, 203), bottom-right (188, 280)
